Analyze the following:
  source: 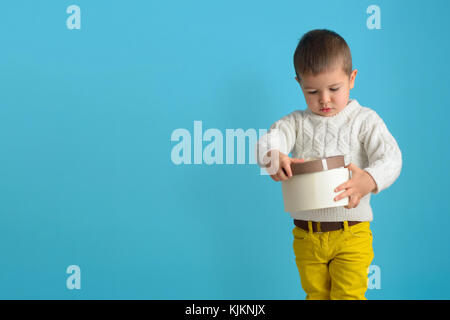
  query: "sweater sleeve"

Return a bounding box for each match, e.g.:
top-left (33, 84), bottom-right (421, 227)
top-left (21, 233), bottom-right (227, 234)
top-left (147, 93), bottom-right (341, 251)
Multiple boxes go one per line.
top-left (359, 111), bottom-right (403, 194)
top-left (255, 111), bottom-right (298, 168)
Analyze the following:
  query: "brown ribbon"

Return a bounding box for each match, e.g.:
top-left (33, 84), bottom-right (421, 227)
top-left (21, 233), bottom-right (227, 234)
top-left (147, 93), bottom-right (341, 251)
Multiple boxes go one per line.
top-left (291, 155), bottom-right (345, 175)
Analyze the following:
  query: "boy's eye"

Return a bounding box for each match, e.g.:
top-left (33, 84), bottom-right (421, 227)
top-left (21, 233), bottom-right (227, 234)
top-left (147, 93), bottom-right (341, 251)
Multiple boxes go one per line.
top-left (307, 88), bottom-right (340, 95)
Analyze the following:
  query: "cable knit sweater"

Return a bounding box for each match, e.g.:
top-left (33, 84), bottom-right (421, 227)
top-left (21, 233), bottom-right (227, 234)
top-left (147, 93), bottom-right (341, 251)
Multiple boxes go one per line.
top-left (256, 98), bottom-right (402, 222)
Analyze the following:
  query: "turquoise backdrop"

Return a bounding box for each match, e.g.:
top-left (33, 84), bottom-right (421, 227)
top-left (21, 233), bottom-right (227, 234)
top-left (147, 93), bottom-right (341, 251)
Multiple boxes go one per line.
top-left (0, 0), bottom-right (448, 299)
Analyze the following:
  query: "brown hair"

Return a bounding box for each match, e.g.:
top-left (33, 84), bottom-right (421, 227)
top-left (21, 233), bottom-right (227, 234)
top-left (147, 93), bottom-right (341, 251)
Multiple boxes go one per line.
top-left (293, 29), bottom-right (352, 84)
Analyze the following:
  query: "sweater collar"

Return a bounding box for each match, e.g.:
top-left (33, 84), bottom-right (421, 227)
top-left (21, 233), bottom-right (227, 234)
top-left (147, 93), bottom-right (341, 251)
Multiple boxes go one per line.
top-left (304, 99), bottom-right (360, 124)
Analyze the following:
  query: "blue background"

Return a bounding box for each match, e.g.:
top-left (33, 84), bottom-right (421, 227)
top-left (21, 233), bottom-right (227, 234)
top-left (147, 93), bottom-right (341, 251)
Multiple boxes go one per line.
top-left (0, 0), bottom-right (448, 299)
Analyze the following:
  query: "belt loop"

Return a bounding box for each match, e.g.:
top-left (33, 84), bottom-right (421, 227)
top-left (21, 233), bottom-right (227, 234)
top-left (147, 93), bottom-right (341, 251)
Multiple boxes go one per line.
top-left (343, 220), bottom-right (349, 232)
top-left (317, 222), bottom-right (321, 232)
top-left (308, 221), bottom-right (313, 234)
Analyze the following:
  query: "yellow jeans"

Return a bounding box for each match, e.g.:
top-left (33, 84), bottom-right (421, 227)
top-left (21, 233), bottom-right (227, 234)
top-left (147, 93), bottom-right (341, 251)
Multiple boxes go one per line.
top-left (292, 221), bottom-right (374, 300)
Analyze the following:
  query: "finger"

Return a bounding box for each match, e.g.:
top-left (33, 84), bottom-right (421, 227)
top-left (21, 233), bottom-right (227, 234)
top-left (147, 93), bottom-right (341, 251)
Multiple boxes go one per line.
top-left (283, 162), bottom-right (293, 178)
top-left (291, 158), bottom-right (305, 163)
top-left (346, 197), bottom-right (354, 209)
top-left (335, 180), bottom-right (351, 192)
top-left (348, 195), bottom-right (360, 209)
top-left (345, 196), bottom-right (354, 209)
top-left (334, 188), bottom-right (353, 202)
top-left (352, 197), bottom-right (361, 208)
top-left (346, 163), bottom-right (359, 172)
top-left (270, 174), bottom-right (280, 182)
top-left (334, 178), bottom-right (353, 192)
top-left (345, 162), bottom-right (352, 169)
top-left (347, 196), bottom-right (352, 209)
top-left (277, 169), bottom-right (289, 181)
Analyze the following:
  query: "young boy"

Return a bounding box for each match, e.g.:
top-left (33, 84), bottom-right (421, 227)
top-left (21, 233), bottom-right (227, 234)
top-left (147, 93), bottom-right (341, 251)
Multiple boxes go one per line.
top-left (256, 29), bottom-right (402, 300)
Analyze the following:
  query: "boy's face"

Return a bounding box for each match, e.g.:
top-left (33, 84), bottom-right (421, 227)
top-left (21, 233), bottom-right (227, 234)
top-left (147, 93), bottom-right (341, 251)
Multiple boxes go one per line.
top-left (295, 65), bottom-right (358, 117)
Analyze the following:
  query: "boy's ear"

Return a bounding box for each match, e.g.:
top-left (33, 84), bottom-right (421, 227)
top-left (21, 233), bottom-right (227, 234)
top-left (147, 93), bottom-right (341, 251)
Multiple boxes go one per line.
top-left (349, 69), bottom-right (358, 89)
top-left (295, 76), bottom-right (302, 86)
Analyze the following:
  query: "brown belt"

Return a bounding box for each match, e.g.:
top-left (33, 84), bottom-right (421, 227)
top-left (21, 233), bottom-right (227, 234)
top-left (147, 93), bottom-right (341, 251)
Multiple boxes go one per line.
top-left (294, 219), bottom-right (361, 233)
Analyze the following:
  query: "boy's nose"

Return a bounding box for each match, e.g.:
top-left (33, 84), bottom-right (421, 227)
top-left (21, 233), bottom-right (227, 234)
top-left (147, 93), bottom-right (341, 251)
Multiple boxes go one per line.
top-left (319, 93), bottom-right (330, 104)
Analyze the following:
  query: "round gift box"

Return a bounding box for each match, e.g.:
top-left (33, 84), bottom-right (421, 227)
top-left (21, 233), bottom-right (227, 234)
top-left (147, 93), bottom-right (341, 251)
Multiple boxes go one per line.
top-left (281, 155), bottom-right (350, 212)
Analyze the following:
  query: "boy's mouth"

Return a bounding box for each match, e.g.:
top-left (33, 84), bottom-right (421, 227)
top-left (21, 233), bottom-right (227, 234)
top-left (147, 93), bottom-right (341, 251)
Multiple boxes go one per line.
top-left (320, 108), bottom-right (333, 113)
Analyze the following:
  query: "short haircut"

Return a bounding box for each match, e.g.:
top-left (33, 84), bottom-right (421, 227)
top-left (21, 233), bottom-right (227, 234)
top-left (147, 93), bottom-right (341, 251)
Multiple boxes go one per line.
top-left (293, 29), bottom-right (352, 84)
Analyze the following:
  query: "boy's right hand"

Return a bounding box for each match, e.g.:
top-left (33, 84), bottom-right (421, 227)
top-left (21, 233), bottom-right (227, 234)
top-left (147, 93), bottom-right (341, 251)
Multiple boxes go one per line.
top-left (264, 150), bottom-right (304, 182)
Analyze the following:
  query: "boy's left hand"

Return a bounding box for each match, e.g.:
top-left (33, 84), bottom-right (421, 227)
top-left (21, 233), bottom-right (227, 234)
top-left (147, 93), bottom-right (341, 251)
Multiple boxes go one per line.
top-left (334, 163), bottom-right (377, 209)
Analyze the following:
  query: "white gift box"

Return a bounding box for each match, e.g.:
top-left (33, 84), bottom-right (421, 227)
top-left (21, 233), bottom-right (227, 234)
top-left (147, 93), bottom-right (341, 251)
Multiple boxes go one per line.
top-left (281, 156), bottom-right (350, 212)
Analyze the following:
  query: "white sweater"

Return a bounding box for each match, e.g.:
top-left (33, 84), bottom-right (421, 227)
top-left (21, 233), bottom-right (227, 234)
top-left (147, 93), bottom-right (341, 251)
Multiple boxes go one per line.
top-left (256, 99), bottom-right (402, 222)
